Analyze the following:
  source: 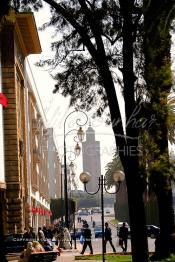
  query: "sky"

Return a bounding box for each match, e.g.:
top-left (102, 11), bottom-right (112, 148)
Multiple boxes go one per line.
top-left (27, 3), bottom-right (122, 188)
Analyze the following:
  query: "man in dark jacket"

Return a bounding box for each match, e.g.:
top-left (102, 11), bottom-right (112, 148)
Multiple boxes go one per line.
top-left (119, 222), bottom-right (128, 252)
top-left (80, 223), bottom-right (93, 255)
top-left (104, 222), bottom-right (116, 253)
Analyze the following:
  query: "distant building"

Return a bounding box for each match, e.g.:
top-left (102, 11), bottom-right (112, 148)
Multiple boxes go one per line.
top-left (48, 128), bottom-right (61, 199)
top-left (82, 125), bottom-right (101, 192)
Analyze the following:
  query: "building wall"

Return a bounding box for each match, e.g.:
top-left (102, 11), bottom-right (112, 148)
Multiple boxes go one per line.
top-left (27, 89), bottom-right (51, 229)
top-left (48, 128), bottom-right (61, 199)
top-left (1, 18), bottom-right (26, 233)
top-left (0, 11), bottom-right (52, 233)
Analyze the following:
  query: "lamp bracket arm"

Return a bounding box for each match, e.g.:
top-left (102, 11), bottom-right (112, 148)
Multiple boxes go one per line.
top-left (76, 111), bottom-right (88, 127)
top-left (84, 184), bottom-right (100, 195)
top-left (104, 182), bottom-right (121, 194)
top-left (65, 128), bottom-right (78, 139)
top-left (62, 150), bottom-right (76, 162)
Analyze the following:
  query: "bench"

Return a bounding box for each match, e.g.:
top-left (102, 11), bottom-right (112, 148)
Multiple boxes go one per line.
top-left (28, 251), bottom-right (58, 262)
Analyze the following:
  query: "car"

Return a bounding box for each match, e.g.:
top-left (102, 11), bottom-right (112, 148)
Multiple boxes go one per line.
top-left (70, 228), bottom-right (83, 240)
top-left (146, 225), bottom-right (160, 238)
top-left (78, 211), bottom-right (89, 216)
top-left (4, 233), bottom-right (54, 253)
top-left (94, 225), bottom-right (103, 238)
top-left (105, 210), bottom-right (110, 214)
top-left (4, 233), bottom-right (28, 253)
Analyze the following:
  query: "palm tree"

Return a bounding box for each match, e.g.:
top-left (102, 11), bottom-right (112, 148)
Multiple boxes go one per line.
top-left (105, 152), bottom-right (123, 189)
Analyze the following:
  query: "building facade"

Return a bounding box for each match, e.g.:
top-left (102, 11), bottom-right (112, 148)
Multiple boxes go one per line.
top-left (0, 10), bottom-right (56, 233)
top-left (48, 128), bottom-right (61, 199)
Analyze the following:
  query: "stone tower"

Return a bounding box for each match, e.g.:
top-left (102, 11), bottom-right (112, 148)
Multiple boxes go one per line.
top-left (82, 125), bottom-right (101, 192)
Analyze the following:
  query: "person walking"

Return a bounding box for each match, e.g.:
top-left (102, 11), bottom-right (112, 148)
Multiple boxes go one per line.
top-left (118, 222), bottom-right (128, 252)
top-left (63, 227), bottom-right (72, 249)
top-left (80, 223), bottom-right (93, 255)
top-left (104, 222), bottom-right (116, 253)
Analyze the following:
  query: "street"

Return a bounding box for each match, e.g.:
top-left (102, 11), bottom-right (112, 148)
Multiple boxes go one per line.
top-left (74, 212), bottom-right (155, 255)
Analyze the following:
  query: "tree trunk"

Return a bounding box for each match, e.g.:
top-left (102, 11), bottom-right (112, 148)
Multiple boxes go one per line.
top-left (122, 154), bottom-right (148, 262)
top-left (119, 2), bottom-right (149, 261)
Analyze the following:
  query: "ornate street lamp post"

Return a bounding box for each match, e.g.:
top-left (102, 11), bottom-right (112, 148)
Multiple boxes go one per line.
top-left (80, 170), bottom-right (125, 262)
top-left (69, 163), bottom-right (77, 249)
top-left (64, 111), bottom-right (88, 228)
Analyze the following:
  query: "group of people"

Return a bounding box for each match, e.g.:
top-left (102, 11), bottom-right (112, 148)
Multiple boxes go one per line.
top-left (18, 240), bottom-right (52, 262)
top-left (79, 221), bottom-right (129, 255)
top-left (23, 226), bottom-right (54, 242)
top-left (53, 224), bottom-right (72, 249)
top-left (18, 223), bottom-right (73, 262)
top-left (104, 222), bottom-right (128, 253)
top-left (19, 221), bottom-right (129, 258)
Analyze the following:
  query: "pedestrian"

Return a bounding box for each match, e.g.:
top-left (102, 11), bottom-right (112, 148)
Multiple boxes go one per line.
top-left (80, 223), bottom-right (93, 255)
top-left (32, 241), bottom-right (45, 252)
top-left (43, 240), bottom-right (53, 251)
top-left (55, 225), bottom-right (65, 249)
top-left (118, 222), bottom-right (128, 252)
top-left (47, 226), bottom-right (54, 240)
top-left (18, 242), bottom-right (35, 262)
top-left (42, 226), bottom-right (48, 238)
top-left (38, 227), bottom-right (45, 242)
top-left (92, 221), bottom-right (96, 228)
top-left (63, 227), bottom-right (72, 249)
top-left (23, 228), bottom-right (31, 240)
top-left (28, 227), bottom-right (36, 240)
top-left (104, 222), bottom-right (116, 253)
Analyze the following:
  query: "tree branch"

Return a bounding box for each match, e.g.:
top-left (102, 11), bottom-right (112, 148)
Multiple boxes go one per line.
top-left (43, 0), bottom-right (97, 58)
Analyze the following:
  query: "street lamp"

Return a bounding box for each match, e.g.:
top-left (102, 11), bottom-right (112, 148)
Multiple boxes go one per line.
top-left (60, 151), bottom-right (77, 225)
top-left (80, 170), bottom-right (125, 262)
top-left (69, 164), bottom-right (77, 250)
top-left (64, 110), bottom-right (88, 228)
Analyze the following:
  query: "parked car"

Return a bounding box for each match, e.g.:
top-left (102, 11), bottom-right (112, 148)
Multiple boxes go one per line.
top-left (78, 211), bottom-right (89, 216)
top-left (4, 233), bottom-right (54, 253)
top-left (94, 225), bottom-right (103, 238)
top-left (146, 225), bottom-right (160, 238)
top-left (4, 233), bottom-right (28, 253)
top-left (70, 228), bottom-right (83, 240)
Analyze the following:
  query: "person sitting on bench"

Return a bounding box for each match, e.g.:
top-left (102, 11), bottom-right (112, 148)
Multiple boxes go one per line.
top-left (19, 242), bottom-right (35, 262)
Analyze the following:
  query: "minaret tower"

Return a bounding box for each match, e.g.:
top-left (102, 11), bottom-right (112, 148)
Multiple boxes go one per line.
top-left (82, 123), bottom-right (101, 192)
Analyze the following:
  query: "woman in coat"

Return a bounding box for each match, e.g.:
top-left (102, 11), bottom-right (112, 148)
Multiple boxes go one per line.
top-left (63, 227), bottom-right (72, 249)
